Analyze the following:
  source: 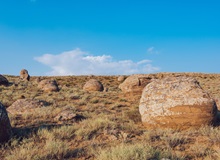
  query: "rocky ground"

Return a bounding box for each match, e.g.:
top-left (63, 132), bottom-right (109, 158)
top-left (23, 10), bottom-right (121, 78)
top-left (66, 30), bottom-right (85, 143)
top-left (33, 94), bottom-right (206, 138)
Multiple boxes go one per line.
top-left (0, 73), bottom-right (220, 160)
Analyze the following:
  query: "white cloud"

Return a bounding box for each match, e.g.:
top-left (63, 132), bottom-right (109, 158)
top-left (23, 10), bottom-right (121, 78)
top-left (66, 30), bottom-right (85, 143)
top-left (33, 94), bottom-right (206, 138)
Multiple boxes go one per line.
top-left (147, 46), bottom-right (159, 54)
top-left (34, 48), bottom-right (160, 75)
top-left (147, 47), bottom-right (154, 52)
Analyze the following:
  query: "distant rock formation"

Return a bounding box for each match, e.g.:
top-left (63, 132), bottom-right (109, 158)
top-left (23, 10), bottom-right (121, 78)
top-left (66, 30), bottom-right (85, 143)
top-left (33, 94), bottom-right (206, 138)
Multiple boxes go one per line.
top-left (83, 79), bottom-right (104, 92)
top-left (139, 76), bottom-right (218, 129)
top-left (20, 69), bottom-right (30, 81)
top-left (0, 75), bottom-right (9, 86)
top-left (0, 102), bottom-right (12, 143)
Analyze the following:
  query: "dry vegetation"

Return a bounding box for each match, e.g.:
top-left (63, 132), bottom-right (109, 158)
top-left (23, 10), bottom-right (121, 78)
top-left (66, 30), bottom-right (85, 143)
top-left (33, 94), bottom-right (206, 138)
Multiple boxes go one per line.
top-left (0, 73), bottom-right (220, 160)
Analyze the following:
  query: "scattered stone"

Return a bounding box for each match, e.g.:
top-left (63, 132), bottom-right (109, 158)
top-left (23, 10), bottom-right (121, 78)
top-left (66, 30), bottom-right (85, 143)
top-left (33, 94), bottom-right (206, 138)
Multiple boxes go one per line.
top-left (0, 102), bottom-right (12, 143)
top-left (38, 79), bottom-right (59, 92)
top-left (20, 69), bottom-right (30, 81)
top-left (139, 77), bottom-right (218, 129)
top-left (83, 79), bottom-right (104, 92)
top-left (119, 74), bottom-right (152, 94)
top-left (35, 77), bottom-right (43, 83)
top-left (54, 109), bottom-right (85, 122)
top-left (0, 75), bottom-right (9, 86)
top-left (7, 99), bottom-right (48, 115)
top-left (104, 87), bottom-right (108, 92)
top-left (117, 75), bottom-right (126, 82)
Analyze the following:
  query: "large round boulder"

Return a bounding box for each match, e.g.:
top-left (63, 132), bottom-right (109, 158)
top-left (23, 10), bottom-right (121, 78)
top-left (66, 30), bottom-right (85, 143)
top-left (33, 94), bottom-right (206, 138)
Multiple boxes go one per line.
top-left (38, 79), bottom-right (59, 92)
top-left (83, 79), bottom-right (104, 92)
top-left (139, 77), bottom-right (218, 129)
top-left (119, 75), bottom-right (152, 94)
top-left (0, 102), bottom-right (12, 143)
top-left (0, 75), bottom-right (9, 86)
top-left (20, 69), bottom-right (30, 81)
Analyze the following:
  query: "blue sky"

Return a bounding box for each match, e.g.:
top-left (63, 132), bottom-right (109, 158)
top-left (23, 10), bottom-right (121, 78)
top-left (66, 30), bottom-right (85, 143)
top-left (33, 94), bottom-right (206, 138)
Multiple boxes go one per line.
top-left (0, 0), bottom-right (220, 75)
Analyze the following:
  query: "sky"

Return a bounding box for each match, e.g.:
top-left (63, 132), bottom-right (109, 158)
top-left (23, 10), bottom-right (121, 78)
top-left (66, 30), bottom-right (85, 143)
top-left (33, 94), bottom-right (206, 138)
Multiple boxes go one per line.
top-left (0, 0), bottom-right (220, 76)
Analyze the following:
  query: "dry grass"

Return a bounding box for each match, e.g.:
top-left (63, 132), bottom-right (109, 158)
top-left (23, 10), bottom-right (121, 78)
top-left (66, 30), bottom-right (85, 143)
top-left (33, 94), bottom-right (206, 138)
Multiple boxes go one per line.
top-left (5, 130), bottom-right (70, 160)
top-left (95, 142), bottom-right (181, 160)
top-left (0, 73), bottom-right (220, 159)
top-left (75, 116), bottom-right (117, 139)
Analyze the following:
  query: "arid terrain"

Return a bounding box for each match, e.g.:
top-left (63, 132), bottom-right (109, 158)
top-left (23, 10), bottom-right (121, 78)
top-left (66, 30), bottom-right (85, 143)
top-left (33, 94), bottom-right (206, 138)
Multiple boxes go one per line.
top-left (1, 73), bottom-right (220, 160)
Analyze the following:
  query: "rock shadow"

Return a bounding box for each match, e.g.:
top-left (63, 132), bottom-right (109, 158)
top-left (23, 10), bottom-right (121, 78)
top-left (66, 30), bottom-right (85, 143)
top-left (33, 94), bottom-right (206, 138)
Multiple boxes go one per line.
top-left (11, 123), bottom-right (69, 139)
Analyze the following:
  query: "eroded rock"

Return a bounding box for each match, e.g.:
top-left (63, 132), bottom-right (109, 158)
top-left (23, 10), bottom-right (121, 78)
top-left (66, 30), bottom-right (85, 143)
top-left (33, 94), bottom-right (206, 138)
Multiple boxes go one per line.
top-left (139, 77), bottom-right (218, 129)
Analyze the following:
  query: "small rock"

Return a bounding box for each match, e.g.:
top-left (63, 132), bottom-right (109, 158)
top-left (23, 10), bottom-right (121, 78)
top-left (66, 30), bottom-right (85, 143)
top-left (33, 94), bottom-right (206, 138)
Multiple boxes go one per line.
top-left (119, 74), bottom-right (152, 94)
top-left (104, 87), bottom-right (108, 92)
top-left (54, 109), bottom-right (85, 122)
top-left (83, 79), bottom-right (104, 92)
top-left (117, 75), bottom-right (125, 82)
top-left (38, 79), bottom-right (59, 92)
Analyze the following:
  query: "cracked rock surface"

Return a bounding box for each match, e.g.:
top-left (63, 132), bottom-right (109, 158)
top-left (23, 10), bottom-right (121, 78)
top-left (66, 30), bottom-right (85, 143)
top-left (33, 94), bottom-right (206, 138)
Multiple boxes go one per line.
top-left (139, 76), bottom-right (218, 129)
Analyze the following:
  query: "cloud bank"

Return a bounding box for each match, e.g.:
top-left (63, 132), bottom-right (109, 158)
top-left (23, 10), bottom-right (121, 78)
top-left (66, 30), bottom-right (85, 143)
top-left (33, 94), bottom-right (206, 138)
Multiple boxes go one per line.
top-left (34, 48), bottom-right (159, 75)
